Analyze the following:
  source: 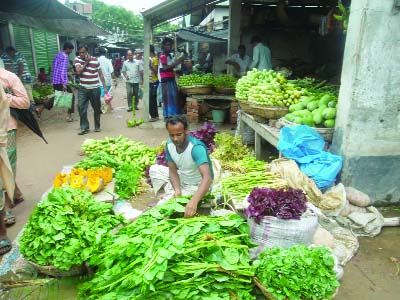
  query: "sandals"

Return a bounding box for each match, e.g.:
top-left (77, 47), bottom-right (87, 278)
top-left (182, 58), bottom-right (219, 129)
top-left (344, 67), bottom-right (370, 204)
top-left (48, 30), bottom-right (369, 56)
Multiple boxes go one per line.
top-left (66, 117), bottom-right (74, 122)
top-left (12, 197), bottom-right (24, 208)
top-left (0, 238), bottom-right (12, 255)
top-left (4, 211), bottom-right (16, 226)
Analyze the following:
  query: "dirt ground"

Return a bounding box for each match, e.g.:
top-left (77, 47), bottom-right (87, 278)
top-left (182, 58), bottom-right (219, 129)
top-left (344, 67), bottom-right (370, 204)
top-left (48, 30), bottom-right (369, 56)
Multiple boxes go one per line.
top-left (2, 80), bottom-right (399, 299)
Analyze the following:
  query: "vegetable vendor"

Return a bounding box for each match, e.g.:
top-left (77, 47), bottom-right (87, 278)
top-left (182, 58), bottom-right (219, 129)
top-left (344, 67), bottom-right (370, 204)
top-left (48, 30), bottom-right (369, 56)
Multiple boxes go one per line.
top-left (149, 115), bottom-right (213, 217)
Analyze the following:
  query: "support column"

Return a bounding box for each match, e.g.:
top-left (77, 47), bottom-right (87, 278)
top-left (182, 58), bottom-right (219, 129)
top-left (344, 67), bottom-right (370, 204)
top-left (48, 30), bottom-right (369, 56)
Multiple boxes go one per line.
top-left (331, 0), bottom-right (400, 203)
top-left (143, 17), bottom-right (152, 122)
top-left (228, 0), bottom-right (241, 74)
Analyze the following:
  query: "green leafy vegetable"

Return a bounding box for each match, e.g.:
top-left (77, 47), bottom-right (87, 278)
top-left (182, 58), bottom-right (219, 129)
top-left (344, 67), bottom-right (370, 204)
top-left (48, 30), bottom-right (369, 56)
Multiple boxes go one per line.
top-left (114, 162), bottom-right (142, 199)
top-left (19, 187), bottom-right (125, 270)
top-left (79, 198), bottom-right (256, 300)
top-left (254, 245), bottom-right (340, 300)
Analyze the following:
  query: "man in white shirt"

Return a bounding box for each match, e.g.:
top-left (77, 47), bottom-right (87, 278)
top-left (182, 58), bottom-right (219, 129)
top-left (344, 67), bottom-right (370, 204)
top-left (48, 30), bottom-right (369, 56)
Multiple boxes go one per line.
top-left (98, 48), bottom-right (115, 113)
top-left (250, 36), bottom-right (272, 71)
top-left (122, 50), bottom-right (143, 111)
top-left (225, 45), bottom-right (252, 77)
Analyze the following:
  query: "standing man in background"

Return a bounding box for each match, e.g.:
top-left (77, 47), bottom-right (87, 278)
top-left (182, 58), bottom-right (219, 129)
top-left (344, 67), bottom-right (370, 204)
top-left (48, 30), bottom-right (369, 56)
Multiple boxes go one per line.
top-left (74, 46), bottom-right (107, 135)
top-left (1, 46), bottom-right (33, 101)
top-left (250, 36), bottom-right (272, 71)
top-left (52, 42), bottom-right (75, 122)
top-left (97, 47), bottom-right (115, 112)
top-left (225, 45), bottom-right (252, 78)
top-left (122, 50), bottom-right (143, 112)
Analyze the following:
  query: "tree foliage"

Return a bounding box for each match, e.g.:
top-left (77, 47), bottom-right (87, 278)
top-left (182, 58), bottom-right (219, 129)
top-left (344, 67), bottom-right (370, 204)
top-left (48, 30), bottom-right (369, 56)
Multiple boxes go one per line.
top-left (83, 0), bottom-right (143, 34)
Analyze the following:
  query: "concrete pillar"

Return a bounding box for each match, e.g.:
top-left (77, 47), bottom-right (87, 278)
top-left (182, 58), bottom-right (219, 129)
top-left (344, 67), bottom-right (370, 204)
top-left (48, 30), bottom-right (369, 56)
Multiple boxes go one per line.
top-left (331, 0), bottom-right (400, 204)
top-left (143, 17), bottom-right (152, 122)
top-left (227, 0), bottom-right (241, 74)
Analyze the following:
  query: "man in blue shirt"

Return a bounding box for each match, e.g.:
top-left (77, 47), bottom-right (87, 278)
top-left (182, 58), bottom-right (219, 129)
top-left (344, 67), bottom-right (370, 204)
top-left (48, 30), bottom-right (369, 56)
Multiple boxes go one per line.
top-left (150, 115), bottom-right (213, 217)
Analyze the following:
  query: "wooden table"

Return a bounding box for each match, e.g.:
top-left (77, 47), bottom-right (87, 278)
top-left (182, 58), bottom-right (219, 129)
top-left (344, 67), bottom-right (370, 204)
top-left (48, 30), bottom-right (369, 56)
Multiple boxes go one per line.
top-left (238, 111), bottom-right (281, 160)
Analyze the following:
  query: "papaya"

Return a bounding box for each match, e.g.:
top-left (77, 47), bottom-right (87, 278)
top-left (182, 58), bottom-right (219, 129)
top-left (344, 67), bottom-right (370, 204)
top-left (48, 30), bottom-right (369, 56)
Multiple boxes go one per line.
top-left (307, 101), bottom-right (319, 112)
top-left (322, 107), bottom-right (337, 120)
top-left (328, 100), bottom-right (337, 108)
top-left (302, 115), bottom-right (315, 127)
top-left (313, 111), bottom-right (324, 125)
top-left (285, 113), bottom-right (295, 122)
top-left (324, 119), bottom-right (335, 128)
top-left (318, 94), bottom-right (332, 107)
top-left (293, 117), bottom-right (303, 124)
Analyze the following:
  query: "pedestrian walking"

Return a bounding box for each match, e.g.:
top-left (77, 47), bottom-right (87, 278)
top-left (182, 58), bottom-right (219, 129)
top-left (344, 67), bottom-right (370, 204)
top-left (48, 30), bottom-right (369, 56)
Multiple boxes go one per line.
top-left (97, 47), bottom-right (115, 113)
top-left (0, 65), bottom-right (30, 227)
top-left (0, 83), bottom-right (16, 255)
top-left (159, 38), bottom-right (186, 118)
top-left (74, 46), bottom-right (107, 135)
top-left (52, 42), bottom-right (75, 122)
top-left (149, 45), bottom-right (159, 122)
top-left (122, 50), bottom-right (143, 112)
top-left (1, 46), bottom-right (33, 101)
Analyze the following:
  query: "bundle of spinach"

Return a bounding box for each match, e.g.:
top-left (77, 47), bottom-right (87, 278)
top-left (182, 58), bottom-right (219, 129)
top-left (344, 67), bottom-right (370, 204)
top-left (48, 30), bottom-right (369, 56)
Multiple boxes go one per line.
top-left (79, 198), bottom-right (256, 300)
top-left (114, 162), bottom-right (143, 199)
top-left (254, 245), bottom-right (340, 300)
top-left (19, 187), bottom-right (125, 270)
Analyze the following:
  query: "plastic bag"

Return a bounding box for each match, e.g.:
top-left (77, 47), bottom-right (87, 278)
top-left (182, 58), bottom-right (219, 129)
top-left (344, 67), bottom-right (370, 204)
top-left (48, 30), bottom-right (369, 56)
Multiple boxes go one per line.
top-left (54, 90), bottom-right (73, 108)
top-left (277, 125), bottom-right (342, 190)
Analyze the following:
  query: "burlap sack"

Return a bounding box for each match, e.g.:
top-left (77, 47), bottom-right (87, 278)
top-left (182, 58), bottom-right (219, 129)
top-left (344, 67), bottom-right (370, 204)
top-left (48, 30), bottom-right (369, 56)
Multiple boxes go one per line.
top-left (269, 158), bottom-right (344, 211)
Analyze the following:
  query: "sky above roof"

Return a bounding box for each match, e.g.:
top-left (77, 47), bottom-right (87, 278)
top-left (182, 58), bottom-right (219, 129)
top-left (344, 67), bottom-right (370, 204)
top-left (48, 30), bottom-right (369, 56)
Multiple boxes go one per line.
top-left (98, 0), bottom-right (165, 14)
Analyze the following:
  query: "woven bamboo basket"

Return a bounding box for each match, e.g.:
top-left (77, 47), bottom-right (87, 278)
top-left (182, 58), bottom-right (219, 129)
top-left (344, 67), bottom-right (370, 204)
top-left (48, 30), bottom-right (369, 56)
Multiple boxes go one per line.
top-left (278, 118), bottom-right (334, 142)
top-left (214, 87), bottom-right (235, 95)
top-left (238, 100), bottom-right (258, 115)
top-left (28, 260), bottom-right (87, 277)
top-left (179, 85), bottom-right (213, 95)
top-left (249, 104), bottom-right (289, 119)
top-left (254, 277), bottom-right (339, 300)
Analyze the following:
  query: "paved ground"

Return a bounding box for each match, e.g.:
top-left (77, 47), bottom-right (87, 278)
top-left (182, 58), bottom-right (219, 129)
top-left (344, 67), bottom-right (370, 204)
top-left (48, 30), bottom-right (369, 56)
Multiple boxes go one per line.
top-left (2, 80), bottom-right (399, 299)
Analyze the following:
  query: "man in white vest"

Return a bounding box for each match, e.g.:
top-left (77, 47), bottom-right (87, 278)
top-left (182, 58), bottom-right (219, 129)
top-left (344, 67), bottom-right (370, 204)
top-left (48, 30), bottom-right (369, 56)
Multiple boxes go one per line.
top-left (150, 115), bottom-right (213, 217)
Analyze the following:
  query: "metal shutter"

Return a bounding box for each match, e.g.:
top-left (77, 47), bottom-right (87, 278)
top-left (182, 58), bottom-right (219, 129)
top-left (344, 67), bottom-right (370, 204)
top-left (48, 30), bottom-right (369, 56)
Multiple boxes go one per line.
top-left (33, 29), bottom-right (59, 75)
top-left (13, 24), bottom-right (35, 76)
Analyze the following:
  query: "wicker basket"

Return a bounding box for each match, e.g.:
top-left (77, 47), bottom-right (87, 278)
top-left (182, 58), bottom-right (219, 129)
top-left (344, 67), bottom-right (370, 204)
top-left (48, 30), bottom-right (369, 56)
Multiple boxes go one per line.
top-left (238, 100), bottom-right (258, 115)
top-left (249, 104), bottom-right (289, 119)
top-left (28, 260), bottom-right (87, 277)
top-left (278, 118), bottom-right (334, 142)
top-left (179, 85), bottom-right (213, 95)
top-left (214, 87), bottom-right (235, 95)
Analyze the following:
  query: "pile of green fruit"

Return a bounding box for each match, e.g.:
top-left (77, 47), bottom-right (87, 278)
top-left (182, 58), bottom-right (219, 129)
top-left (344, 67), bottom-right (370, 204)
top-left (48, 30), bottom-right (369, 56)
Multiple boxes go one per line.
top-left (284, 94), bottom-right (338, 128)
top-left (178, 73), bottom-right (214, 87)
top-left (236, 69), bottom-right (305, 107)
top-left (213, 74), bottom-right (237, 88)
top-left (32, 85), bottom-right (54, 104)
top-left (81, 135), bottom-right (156, 170)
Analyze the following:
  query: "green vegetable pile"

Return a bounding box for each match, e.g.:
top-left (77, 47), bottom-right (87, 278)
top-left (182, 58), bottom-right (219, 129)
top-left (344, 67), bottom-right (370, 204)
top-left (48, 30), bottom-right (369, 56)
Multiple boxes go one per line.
top-left (285, 94), bottom-right (338, 128)
top-left (236, 69), bottom-right (305, 107)
top-left (32, 85), bottom-right (54, 104)
top-left (79, 198), bottom-right (256, 300)
top-left (212, 132), bottom-right (252, 163)
top-left (19, 187), bottom-right (125, 270)
top-left (254, 245), bottom-right (340, 300)
top-left (178, 73), bottom-right (214, 87)
top-left (114, 162), bottom-right (143, 199)
top-left (213, 74), bottom-right (237, 89)
top-left (221, 171), bottom-right (286, 202)
top-left (81, 135), bottom-right (156, 170)
top-left (74, 152), bottom-right (120, 170)
top-left (222, 156), bottom-right (267, 174)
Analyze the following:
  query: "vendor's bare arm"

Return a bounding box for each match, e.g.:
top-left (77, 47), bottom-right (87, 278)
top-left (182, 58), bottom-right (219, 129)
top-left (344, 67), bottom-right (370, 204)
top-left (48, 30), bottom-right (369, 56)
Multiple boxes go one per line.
top-left (168, 162), bottom-right (182, 197)
top-left (185, 163), bottom-right (212, 217)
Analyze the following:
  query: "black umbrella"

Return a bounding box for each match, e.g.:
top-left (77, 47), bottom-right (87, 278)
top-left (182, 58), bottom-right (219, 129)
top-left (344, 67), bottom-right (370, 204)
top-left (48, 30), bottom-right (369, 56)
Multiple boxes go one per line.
top-left (10, 107), bottom-right (48, 144)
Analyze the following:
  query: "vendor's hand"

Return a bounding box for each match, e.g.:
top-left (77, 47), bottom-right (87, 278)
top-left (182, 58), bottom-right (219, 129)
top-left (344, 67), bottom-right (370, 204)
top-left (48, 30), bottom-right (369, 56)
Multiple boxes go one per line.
top-left (173, 191), bottom-right (182, 198)
top-left (184, 199), bottom-right (199, 218)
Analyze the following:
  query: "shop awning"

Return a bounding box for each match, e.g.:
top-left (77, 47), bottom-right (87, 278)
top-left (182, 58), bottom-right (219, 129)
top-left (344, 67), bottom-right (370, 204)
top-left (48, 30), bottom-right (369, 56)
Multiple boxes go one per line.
top-left (176, 29), bottom-right (226, 43)
top-left (0, 0), bottom-right (109, 37)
